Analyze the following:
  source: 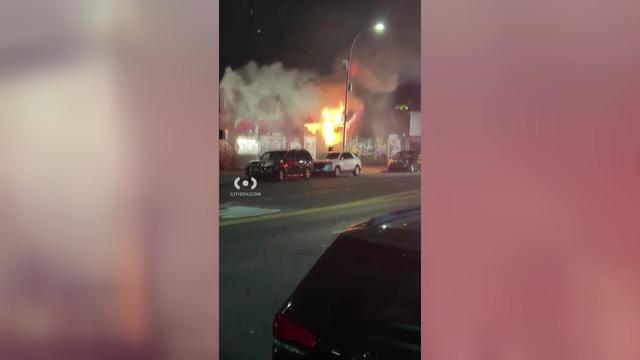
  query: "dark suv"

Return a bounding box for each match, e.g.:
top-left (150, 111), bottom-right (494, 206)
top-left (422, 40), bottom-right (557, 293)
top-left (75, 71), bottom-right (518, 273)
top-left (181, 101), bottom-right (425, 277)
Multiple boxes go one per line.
top-left (272, 208), bottom-right (420, 359)
top-left (246, 150), bottom-right (314, 181)
top-left (387, 151), bottom-right (421, 172)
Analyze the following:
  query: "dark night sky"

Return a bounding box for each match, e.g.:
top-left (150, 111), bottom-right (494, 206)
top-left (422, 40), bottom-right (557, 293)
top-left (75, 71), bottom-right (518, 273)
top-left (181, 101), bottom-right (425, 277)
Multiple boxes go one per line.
top-left (221, 0), bottom-right (419, 72)
top-left (220, 0), bottom-right (420, 107)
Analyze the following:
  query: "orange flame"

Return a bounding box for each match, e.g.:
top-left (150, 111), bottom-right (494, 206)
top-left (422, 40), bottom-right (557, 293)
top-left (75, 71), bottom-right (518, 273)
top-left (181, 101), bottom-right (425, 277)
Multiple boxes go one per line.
top-left (304, 104), bottom-right (345, 147)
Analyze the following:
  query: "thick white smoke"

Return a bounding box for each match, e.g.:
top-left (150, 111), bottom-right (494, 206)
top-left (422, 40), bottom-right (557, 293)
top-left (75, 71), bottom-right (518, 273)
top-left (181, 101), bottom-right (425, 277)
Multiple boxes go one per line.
top-left (220, 45), bottom-right (419, 137)
top-left (220, 62), bottom-right (320, 130)
top-left (220, 61), bottom-right (365, 133)
top-left (350, 45), bottom-right (420, 95)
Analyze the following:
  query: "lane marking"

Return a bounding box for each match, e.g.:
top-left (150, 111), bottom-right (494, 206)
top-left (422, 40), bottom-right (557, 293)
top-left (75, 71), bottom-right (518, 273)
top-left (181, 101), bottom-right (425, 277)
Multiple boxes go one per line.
top-left (220, 190), bottom-right (419, 227)
top-left (220, 206), bottom-right (281, 219)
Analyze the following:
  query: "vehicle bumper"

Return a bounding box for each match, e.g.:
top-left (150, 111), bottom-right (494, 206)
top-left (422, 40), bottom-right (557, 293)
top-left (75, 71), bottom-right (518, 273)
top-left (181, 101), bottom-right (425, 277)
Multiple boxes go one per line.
top-left (313, 164), bottom-right (333, 175)
top-left (273, 340), bottom-right (310, 360)
top-left (387, 163), bottom-right (409, 172)
top-left (247, 166), bottom-right (276, 178)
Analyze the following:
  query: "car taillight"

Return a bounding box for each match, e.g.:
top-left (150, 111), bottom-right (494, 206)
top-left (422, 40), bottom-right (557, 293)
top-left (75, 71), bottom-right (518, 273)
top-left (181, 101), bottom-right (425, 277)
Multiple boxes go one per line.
top-left (273, 313), bottom-right (316, 348)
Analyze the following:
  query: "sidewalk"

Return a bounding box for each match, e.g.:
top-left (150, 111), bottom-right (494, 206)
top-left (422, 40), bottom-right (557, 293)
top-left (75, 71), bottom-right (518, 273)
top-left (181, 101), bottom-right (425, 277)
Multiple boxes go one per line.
top-left (361, 165), bottom-right (386, 175)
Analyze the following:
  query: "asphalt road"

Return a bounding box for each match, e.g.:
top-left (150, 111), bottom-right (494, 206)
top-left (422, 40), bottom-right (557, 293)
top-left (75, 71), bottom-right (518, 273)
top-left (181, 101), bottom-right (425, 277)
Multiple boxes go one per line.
top-left (220, 170), bottom-right (420, 360)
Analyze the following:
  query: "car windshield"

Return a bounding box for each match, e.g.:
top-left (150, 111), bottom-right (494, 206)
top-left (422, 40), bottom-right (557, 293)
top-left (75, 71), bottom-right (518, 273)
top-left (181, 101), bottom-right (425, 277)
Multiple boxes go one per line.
top-left (394, 151), bottom-right (416, 160)
top-left (326, 153), bottom-right (340, 159)
top-left (260, 151), bottom-right (286, 160)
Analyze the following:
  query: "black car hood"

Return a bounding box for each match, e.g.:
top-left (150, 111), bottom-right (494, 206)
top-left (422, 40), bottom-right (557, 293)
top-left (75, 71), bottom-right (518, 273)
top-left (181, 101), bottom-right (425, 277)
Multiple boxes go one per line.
top-left (282, 228), bottom-right (420, 357)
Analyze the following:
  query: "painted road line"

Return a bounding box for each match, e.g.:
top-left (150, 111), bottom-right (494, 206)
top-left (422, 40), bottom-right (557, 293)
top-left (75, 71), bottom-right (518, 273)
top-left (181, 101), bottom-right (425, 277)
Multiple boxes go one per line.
top-left (220, 193), bottom-right (418, 227)
top-left (220, 190), bottom-right (419, 227)
top-left (220, 206), bottom-right (281, 219)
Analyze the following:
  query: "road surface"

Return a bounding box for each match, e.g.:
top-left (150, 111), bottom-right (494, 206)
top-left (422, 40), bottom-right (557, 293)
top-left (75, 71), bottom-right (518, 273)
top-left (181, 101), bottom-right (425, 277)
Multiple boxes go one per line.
top-left (220, 170), bottom-right (420, 360)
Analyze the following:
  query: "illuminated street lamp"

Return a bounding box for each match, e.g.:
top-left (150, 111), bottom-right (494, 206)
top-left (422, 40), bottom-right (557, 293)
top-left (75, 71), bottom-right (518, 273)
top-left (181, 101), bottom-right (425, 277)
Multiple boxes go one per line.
top-left (342, 22), bottom-right (386, 152)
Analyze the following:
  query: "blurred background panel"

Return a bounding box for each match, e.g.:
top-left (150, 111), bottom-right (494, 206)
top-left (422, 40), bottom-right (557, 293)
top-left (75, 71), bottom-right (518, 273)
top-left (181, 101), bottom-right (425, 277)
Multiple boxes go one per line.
top-left (0, 0), bottom-right (218, 359)
top-left (423, 0), bottom-right (640, 359)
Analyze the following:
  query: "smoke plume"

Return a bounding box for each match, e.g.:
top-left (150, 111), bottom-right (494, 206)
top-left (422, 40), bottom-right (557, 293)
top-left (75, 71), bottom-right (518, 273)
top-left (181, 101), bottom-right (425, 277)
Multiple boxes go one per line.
top-left (220, 41), bottom-right (419, 137)
top-left (348, 44), bottom-right (421, 95)
top-left (220, 61), bottom-right (364, 134)
top-left (220, 62), bottom-right (317, 128)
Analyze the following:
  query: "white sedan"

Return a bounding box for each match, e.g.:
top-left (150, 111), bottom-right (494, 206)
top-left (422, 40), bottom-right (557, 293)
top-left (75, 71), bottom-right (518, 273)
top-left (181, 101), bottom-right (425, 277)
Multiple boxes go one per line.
top-left (313, 152), bottom-right (362, 177)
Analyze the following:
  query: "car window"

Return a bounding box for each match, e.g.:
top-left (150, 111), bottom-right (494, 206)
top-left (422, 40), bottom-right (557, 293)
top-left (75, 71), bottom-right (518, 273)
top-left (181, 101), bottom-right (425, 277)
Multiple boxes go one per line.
top-left (295, 151), bottom-right (309, 161)
top-left (301, 151), bottom-right (312, 161)
top-left (261, 151), bottom-right (286, 160)
top-left (394, 151), bottom-right (418, 160)
top-left (326, 153), bottom-right (340, 159)
top-left (286, 151), bottom-right (296, 160)
top-left (342, 153), bottom-right (353, 159)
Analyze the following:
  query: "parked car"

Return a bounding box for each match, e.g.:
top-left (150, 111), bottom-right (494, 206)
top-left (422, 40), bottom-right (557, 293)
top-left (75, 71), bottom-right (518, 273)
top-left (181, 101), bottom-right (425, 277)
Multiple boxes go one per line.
top-left (246, 150), bottom-right (313, 181)
top-left (387, 151), bottom-right (421, 172)
top-left (272, 208), bottom-right (421, 360)
top-left (313, 152), bottom-right (362, 177)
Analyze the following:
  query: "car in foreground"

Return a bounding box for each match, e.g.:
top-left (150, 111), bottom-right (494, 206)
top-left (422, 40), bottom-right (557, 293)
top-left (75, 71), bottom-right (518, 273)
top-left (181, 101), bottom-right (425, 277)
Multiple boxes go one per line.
top-left (272, 208), bottom-right (421, 360)
top-left (387, 151), bottom-right (421, 172)
top-left (246, 150), bottom-right (313, 181)
top-left (313, 152), bottom-right (362, 177)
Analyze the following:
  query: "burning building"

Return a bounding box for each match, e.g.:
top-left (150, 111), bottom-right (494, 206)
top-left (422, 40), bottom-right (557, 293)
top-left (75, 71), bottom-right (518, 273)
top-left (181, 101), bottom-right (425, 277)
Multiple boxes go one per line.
top-left (219, 60), bottom-right (419, 169)
top-left (219, 62), bottom-right (366, 168)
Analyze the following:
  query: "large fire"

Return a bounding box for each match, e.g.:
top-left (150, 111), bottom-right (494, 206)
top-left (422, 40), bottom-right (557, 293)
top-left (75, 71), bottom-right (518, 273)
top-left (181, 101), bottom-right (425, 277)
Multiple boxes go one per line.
top-left (304, 104), bottom-right (345, 147)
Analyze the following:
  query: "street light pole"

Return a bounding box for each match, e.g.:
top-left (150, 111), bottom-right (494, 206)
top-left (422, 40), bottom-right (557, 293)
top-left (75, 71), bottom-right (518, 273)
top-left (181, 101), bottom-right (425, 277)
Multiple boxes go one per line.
top-left (341, 22), bottom-right (384, 152)
top-left (342, 31), bottom-right (362, 153)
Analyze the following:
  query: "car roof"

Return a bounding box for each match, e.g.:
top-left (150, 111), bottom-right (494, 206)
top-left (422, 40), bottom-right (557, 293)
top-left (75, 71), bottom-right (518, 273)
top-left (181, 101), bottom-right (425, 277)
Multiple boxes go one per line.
top-left (367, 207), bottom-right (420, 226)
top-left (344, 207), bottom-right (421, 250)
top-left (263, 150), bottom-right (309, 153)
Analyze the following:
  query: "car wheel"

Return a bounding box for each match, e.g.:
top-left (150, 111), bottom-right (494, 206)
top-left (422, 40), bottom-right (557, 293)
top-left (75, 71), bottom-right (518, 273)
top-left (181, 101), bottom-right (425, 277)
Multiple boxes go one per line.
top-left (333, 166), bottom-right (341, 177)
top-left (277, 169), bottom-right (286, 182)
top-left (353, 165), bottom-right (361, 176)
top-left (303, 168), bottom-right (311, 180)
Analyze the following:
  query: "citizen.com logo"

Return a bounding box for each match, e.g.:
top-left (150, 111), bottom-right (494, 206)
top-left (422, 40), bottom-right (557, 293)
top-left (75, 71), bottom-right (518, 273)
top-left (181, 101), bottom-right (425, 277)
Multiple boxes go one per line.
top-left (231, 176), bottom-right (261, 197)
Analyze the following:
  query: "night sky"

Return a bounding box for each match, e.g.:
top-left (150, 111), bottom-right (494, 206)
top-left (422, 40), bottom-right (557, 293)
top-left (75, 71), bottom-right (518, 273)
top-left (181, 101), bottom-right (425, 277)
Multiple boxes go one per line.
top-left (220, 0), bottom-right (421, 106)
